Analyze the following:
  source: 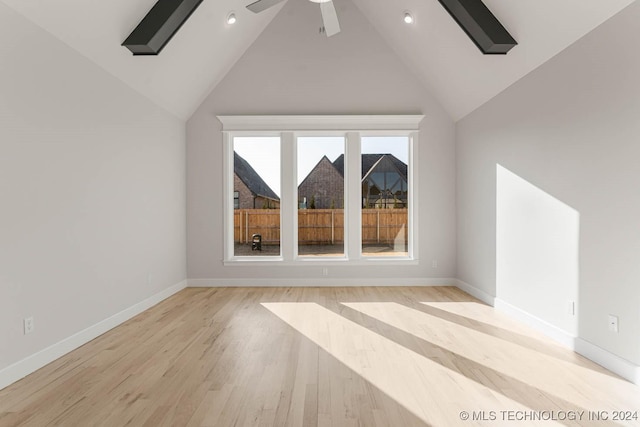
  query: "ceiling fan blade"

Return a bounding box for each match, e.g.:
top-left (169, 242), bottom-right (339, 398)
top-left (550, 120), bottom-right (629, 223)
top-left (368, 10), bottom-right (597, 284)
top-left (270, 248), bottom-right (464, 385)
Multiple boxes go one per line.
top-left (320, 1), bottom-right (340, 37)
top-left (246, 0), bottom-right (286, 13)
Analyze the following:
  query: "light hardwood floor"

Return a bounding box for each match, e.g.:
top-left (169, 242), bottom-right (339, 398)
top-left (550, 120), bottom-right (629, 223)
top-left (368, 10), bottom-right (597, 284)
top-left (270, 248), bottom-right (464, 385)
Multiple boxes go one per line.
top-left (1, 287), bottom-right (639, 426)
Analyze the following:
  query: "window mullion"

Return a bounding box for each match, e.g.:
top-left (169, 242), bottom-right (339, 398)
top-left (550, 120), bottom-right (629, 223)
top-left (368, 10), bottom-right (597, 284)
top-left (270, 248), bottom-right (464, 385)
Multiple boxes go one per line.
top-left (281, 132), bottom-right (296, 261)
top-left (345, 131), bottom-right (362, 260)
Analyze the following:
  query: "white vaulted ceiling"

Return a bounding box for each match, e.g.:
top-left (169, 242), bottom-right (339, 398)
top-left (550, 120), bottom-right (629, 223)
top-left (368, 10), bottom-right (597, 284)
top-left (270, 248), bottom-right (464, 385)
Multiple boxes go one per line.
top-left (1, 0), bottom-right (636, 120)
top-left (0, 0), bottom-right (284, 119)
top-left (350, 0), bottom-right (637, 119)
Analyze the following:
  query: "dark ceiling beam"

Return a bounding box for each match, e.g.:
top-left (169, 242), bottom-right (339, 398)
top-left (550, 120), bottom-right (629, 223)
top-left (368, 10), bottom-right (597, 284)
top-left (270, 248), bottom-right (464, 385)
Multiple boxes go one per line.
top-left (122, 0), bottom-right (204, 55)
top-left (437, 0), bottom-right (517, 54)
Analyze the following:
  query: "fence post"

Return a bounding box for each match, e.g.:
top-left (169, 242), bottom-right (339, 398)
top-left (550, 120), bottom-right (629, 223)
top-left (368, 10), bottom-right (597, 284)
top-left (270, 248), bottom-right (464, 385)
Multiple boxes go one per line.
top-left (245, 211), bottom-right (249, 244)
top-left (331, 210), bottom-right (335, 244)
top-left (377, 210), bottom-right (380, 243)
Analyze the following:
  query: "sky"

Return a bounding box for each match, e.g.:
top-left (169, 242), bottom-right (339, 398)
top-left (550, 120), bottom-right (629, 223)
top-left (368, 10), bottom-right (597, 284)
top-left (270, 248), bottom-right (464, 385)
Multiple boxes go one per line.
top-left (234, 136), bottom-right (409, 197)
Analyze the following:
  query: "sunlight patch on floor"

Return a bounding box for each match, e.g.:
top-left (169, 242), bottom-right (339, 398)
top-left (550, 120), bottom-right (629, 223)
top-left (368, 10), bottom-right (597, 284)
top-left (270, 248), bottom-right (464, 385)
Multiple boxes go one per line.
top-left (262, 302), bottom-right (548, 427)
top-left (422, 301), bottom-right (539, 335)
top-left (344, 302), bottom-right (640, 413)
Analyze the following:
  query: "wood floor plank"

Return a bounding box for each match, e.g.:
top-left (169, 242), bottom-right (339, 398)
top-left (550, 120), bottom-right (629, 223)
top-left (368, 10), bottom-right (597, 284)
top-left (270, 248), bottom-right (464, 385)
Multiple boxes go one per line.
top-left (1, 287), bottom-right (639, 426)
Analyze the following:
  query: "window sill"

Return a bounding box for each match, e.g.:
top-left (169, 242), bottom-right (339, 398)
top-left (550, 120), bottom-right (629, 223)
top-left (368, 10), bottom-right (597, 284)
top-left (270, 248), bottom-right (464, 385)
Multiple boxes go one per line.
top-left (223, 258), bottom-right (419, 267)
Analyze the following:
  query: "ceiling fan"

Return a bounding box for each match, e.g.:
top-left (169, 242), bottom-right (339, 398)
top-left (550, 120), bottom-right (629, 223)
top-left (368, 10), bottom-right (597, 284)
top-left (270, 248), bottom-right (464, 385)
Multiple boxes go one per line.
top-left (246, 0), bottom-right (340, 37)
top-left (122, 0), bottom-right (516, 56)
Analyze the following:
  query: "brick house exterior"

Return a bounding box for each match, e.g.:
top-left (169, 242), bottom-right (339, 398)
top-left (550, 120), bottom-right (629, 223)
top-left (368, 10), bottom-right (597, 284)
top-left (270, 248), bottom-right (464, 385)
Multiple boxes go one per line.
top-left (234, 152), bottom-right (280, 209)
top-left (298, 156), bottom-right (344, 209)
top-left (234, 173), bottom-right (279, 209)
top-left (299, 154), bottom-right (407, 209)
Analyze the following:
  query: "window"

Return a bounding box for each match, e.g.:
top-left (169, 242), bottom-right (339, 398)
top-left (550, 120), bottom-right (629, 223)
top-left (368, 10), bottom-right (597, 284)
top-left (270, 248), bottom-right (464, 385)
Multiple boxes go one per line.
top-left (232, 137), bottom-right (281, 257)
top-left (220, 115), bottom-right (422, 264)
top-left (297, 137), bottom-right (345, 257)
top-left (361, 136), bottom-right (409, 257)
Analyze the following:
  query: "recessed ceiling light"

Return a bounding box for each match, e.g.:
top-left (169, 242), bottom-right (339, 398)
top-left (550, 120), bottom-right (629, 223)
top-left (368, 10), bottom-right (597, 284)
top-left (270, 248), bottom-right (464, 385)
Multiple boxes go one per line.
top-left (227, 12), bottom-right (237, 25)
top-left (403, 12), bottom-right (414, 24)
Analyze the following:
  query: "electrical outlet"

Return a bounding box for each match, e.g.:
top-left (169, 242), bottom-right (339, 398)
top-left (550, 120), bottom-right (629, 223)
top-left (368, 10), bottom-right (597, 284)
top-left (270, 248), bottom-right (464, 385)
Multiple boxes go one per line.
top-left (608, 315), bottom-right (619, 333)
top-left (24, 317), bottom-right (34, 335)
top-left (432, 260), bottom-right (438, 269)
top-left (322, 268), bottom-right (329, 277)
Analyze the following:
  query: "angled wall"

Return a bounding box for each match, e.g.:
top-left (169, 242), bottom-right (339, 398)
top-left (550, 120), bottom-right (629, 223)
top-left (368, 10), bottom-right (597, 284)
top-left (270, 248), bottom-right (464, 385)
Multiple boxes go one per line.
top-left (187, 0), bottom-right (456, 284)
top-left (0, 3), bottom-right (186, 384)
top-left (457, 1), bottom-right (640, 370)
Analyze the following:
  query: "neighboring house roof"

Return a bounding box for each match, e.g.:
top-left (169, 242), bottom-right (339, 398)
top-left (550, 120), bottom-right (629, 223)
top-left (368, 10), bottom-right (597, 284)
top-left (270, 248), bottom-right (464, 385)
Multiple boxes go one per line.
top-left (234, 152), bottom-right (279, 201)
top-left (332, 154), bottom-right (407, 181)
top-left (298, 155), bottom-right (342, 189)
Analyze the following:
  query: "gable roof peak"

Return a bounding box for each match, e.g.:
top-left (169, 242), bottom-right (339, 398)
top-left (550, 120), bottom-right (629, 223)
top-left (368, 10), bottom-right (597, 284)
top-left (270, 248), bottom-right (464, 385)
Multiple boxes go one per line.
top-left (234, 151), bottom-right (279, 200)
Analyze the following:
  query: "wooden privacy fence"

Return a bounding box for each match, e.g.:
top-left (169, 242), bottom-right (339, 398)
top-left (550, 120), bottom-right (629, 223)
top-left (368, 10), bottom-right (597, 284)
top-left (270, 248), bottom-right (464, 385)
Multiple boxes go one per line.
top-left (234, 209), bottom-right (281, 245)
top-left (361, 209), bottom-right (408, 245)
top-left (234, 209), bottom-right (407, 245)
top-left (298, 209), bottom-right (344, 244)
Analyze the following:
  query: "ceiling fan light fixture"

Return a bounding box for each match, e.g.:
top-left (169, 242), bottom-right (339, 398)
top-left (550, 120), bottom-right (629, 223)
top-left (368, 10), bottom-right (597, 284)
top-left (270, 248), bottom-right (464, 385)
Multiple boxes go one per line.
top-left (403, 11), bottom-right (414, 24)
top-left (247, 0), bottom-right (340, 37)
top-left (226, 12), bottom-right (237, 25)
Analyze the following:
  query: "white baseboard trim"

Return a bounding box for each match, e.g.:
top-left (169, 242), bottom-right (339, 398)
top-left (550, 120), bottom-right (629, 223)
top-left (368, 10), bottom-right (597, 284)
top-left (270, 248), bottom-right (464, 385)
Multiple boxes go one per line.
top-left (455, 279), bottom-right (640, 385)
top-left (453, 280), bottom-right (496, 306)
top-left (492, 298), bottom-right (640, 385)
top-left (0, 280), bottom-right (188, 392)
top-left (575, 338), bottom-right (640, 385)
top-left (494, 298), bottom-right (576, 350)
top-left (188, 277), bottom-right (458, 287)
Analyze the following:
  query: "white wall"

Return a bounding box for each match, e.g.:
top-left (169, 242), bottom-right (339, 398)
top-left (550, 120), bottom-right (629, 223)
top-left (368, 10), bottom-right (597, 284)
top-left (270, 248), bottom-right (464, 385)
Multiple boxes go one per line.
top-left (0, 4), bottom-right (186, 374)
top-left (187, 0), bottom-right (456, 283)
top-left (457, 1), bottom-right (640, 365)
top-left (496, 165), bottom-right (580, 337)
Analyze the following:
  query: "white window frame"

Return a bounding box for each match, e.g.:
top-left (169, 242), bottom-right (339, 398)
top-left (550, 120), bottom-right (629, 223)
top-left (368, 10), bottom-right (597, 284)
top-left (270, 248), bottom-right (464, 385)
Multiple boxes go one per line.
top-left (220, 115), bottom-right (423, 266)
